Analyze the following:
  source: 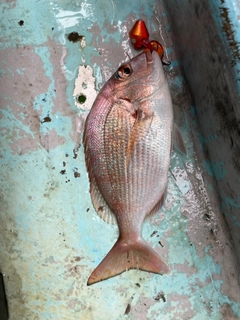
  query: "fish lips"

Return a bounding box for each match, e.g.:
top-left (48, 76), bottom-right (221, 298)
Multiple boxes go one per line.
top-left (130, 49), bottom-right (162, 82)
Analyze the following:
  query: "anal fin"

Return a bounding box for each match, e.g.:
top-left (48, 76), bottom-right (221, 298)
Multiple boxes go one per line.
top-left (90, 176), bottom-right (116, 224)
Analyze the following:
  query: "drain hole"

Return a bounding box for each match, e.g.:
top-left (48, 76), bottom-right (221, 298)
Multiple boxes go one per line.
top-left (0, 273), bottom-right (8, 320)
top-left (77, 94), bottom-right (87, 104)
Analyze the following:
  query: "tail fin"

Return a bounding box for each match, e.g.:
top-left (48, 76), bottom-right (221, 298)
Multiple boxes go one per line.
top-left (87, 238), bottom-right (171, 285)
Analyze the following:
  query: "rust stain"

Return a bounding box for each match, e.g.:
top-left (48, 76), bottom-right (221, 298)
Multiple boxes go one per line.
top-left (124, 303), bottom-right (131, 315)
top-left (219, 4), bottom-right (240, 67)
top-left (66, 32), bottom-right (84, 43)
top-left (41, 116), bottom-right (51, 123)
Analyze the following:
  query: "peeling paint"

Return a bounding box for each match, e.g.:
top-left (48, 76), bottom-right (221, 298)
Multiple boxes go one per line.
top-left (73, 65), bottom-right (97, 110)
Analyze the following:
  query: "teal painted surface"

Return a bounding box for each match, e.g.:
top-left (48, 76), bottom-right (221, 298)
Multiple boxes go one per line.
top-left (0, 0), bottom-right (240, 319)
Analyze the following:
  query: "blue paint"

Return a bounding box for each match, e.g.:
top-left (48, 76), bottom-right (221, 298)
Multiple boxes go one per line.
top-left (166, 47), bottom-right (173, 55)
top-left (232, 216), bottom-right (240, 227)
top-left (225, 195), bottom-right (240, 209)
top-left (221, 195), bottom-right (240, 227)
top-left (169, 60), bottom-right (179, 68)
top-left (202, 160), bottom-right (227, 181)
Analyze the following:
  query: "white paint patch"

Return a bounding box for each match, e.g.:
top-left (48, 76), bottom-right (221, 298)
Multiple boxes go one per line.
top-left (80, 37), bottom-right (86, 48)
top-left (73, 65), bottom-right (97, 110)
top-left (76, 113), bottom-right (89, 134)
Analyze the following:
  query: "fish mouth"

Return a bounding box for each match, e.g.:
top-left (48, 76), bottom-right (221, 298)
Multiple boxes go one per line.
top-left (130, 50), bottom-right (162, 75)
top-left (145, 50), bottom-right (162, 70)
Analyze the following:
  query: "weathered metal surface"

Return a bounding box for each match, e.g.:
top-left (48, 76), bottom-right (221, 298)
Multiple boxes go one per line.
top-left (0, 0), bottom-right (239, 319)
top-left (164, 0), bottom-right (240, 266)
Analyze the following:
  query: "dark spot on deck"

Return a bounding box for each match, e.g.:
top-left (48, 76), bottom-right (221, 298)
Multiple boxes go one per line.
top-left (154, 291), bottom-right (166, 302)
top-left (66, 32), bottom-right (84, 43)
top-left (124, 304), bottom-right (131, 315)
top-left (60, 170), bottom-right (66, 175)
top-left (135, 283), bottom-right (141, 287)
top-left (158, 241), bottom-right (164, 247)
top-left (73, 146), bottom-right (80, 159)
top-left (75, 257), bottom-right (81, 261)
top-left (74, 172), bottom-right (80, 178)
top-left (41, 116), bottom-right (51, 123)
top-left (150, 231), bottom-right (158, 238)
top-left (203, 213), bottom-right (211, 221)
top-left (18, 20), bottom-right (24, 26)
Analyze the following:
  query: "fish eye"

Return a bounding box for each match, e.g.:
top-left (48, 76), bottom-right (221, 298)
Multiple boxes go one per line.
top-left (123, 67), bottom-right (131, 74)
top-left (115, 64), bottom-right (132, 80)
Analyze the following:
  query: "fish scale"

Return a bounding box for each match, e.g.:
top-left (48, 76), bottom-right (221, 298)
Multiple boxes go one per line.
top-left (84, 50), bottom-right (175, 285)
top-left (127, 117), bottom-right (168, 218)
top-left (104, 105), bottom-right (134, 212)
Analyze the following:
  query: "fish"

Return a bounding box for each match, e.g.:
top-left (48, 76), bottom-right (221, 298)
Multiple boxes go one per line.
top-left (83, 49), bottom-right (185, 285)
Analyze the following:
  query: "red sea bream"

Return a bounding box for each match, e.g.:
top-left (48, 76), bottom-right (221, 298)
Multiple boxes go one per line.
top-left (84, 50), bottom-right (182, 285)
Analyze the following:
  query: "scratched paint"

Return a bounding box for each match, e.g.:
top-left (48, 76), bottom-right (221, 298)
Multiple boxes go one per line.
top-left (73, 65), bottom-right (97, 110)
top-left (0, 0), bottom-right (240, 319)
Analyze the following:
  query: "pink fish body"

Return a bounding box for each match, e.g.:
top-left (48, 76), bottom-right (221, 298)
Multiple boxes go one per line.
top-left (84, 50), bottom-right (173, 285)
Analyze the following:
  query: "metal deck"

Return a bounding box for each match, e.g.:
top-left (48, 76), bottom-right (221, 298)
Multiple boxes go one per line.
top-left (0, 0), bottom-right (240, 319)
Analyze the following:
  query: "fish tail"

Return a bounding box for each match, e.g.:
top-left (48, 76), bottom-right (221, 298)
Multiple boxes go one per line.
top-left (87, 238), bottom-right (171, 285)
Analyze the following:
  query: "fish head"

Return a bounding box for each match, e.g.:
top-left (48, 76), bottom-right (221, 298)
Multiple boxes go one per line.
top-left (101, 50), bottom-right (165, 105)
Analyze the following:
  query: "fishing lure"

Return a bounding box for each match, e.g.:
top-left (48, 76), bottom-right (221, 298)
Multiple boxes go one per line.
top-left (129, 19), bottom-right (170, 65)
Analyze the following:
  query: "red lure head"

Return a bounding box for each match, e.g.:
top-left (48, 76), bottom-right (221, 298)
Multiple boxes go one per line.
top-left (129, 20), bottom-right (166, 61)
top-left (129, 19), bottom-right (149, 50)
